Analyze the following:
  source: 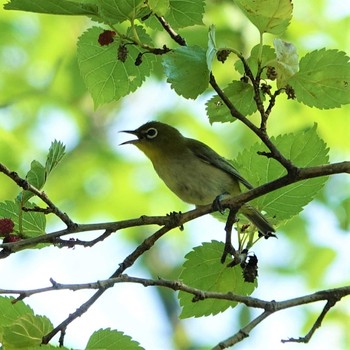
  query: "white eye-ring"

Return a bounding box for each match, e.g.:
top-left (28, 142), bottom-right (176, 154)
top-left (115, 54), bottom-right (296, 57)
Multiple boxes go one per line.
top-left (146, 127), bottom-right (158, 139)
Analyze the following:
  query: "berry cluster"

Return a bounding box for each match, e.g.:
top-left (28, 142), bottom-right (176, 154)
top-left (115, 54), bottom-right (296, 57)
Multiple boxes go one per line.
top-left (0, 218), bottom-right (21, 243)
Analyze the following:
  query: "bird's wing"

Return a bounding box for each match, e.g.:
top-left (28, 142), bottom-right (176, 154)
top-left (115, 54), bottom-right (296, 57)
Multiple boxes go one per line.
top-left (186, 138), bottom-right (254, 190)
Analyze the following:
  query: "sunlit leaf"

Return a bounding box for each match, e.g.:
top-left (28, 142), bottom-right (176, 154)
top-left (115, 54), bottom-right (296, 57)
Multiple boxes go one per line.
top-left (86, 328), bottom-right (144, 349)
top-left (206, 81), bottom-right (260, 123)
top-left (162, 46), bottom-right (209, 98)
top-left (272, 39), bottom-right (299, 88)
top-left (2, 314), bottom-right (52, 350)
top-left (207, 24), bottom-right (217, 71)
top-left (0, 201), bottom-right (46, 237)
top-left (78, 26), bottom-right (154, 107)
top-left (45, 140), bottom-right (66, 175)
top-left (21, 160), bottom-right (46, 203)
top-left (234, 44), bottom-right (276, 78)
top-left (166, 0), bottom-right (205, 28)
top-left (234, 124), bottom-right (329, 223)
top-left (148, 0), bottom-right (170, 16)
top-left (0, 297), bottom-right (34, 331)
top-left (234, 0), bottom-right (293, 35)
top-left (179, 241), bottom-right (256, 318)
top-left (4, 0), bottom-right (98, 16)
top-left (289, 49), bottom-right (350, 109)
top-left (98, 0), bottom-right (149, 24)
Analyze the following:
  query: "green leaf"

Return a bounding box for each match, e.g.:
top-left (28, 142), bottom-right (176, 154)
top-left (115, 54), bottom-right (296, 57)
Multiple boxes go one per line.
top-left (0, 297), bottom-right (58, 349)
top-left (77, 26), bottom-right (154, 107)
top-left (148, 0), bottom-right (170, 16)
top-left (235, 44), bottom-right (276, 78)
top-left (272, 39), bottom-right (299, 88)
top-left (86, 328), bottom-right (144, 349)
top-left (162, 46), bottom-right (209, 99)
top-left (207, 25), bottom-right (217, 71)
top-left (0, 297), bottom-right (34, 333)
top-left (179, 241), bottom-right (256, 318)
top-left (2, 314), bottom-right (52, 350)
top-left (234, 124), bottom-right (329, 222)
top-left (45, 140), bottom-right (66, 175)
top-left (234, 0), bottom-right (293, 35)
top-left (4, 0), bottom-right (98, 16)
top-left (26, 160), bottom-right (46, 188)
top-left (20, 160), bottom-right (46, 204)
top-left (166, 0), bottom-right (205, 29)
top-left (206, 81), bottom-right (259, 123)
top-left (288, 49), bottom-right (350, 109)
top-left (0, 201), bottom-right (46, 237)
top-left (98, 0), bottom-right (148, 24)
top-left (19, 141), bottom-right (65, 204)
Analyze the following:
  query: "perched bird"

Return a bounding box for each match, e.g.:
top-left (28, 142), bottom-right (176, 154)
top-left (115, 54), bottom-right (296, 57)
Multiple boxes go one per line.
top-left (121, 121), bottom-right (274, 235)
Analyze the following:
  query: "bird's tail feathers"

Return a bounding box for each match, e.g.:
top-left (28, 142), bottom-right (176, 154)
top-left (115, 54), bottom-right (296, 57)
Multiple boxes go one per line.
top-left (241, 204), bottom-right (275, 235)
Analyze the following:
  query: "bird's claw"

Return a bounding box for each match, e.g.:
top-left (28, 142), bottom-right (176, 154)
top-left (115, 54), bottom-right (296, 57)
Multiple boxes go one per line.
top-left (212, 193), bottom-right (229, 214)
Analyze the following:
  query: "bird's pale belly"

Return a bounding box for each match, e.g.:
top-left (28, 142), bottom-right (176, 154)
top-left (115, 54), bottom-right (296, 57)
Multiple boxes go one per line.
top-left (153, 157), bottom-right (241, 206)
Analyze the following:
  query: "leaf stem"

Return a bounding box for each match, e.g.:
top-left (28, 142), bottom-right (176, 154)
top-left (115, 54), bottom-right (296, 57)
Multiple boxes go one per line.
top-left (258, 32), bottom-right (264, 64)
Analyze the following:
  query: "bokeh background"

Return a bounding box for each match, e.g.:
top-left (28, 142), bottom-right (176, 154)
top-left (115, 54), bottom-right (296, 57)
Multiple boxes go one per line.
top-left (0, 0), bottom-right (349, 349)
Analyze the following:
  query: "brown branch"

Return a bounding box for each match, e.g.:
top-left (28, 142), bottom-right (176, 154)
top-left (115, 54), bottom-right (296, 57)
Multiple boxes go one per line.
top-left (215, 310), bottom-right (273, 349)
top-left (54, 229), bottom-right (114, 248)
top-left (221, 161), bottom-right (350, 210)
top-left (155, 15), bottom-right (186, 46)
top-left (0, 163), bottom-right (76, 228)
top-left (281, 298), bottom-right (337, 344)
top-left (1, 161), bottom-right (349, 255)
top-left (3, 274), bottom-right (349, 348)
top-left (42, 224), bottom-right (174, 344)
top-left (209, 73), bottom-right (297, 173)
top-left (3, 275), bottom-right (349, 311)
top-left (264, 88), bottom-right (283, 124)
top-left (212, 287), bottom-right (349, 349)
top-left (0, 211), bottom-right (201, 255)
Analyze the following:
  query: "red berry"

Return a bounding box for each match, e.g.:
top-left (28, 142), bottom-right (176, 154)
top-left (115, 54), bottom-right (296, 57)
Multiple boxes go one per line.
top-left (98, 30), bottom-right (116, 46)
top-left (0, 218), bottom-right (15, 235)
top-left (3, 234), bottom-right (21, 243)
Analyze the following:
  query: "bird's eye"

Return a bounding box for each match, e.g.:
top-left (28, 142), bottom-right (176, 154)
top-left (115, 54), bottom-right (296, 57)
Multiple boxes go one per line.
top-left (145, 127), bottom-right (158, 139)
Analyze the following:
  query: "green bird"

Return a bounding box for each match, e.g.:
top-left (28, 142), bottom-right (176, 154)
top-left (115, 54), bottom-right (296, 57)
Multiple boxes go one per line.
top-left (121, 121), bottom-right (274, 235)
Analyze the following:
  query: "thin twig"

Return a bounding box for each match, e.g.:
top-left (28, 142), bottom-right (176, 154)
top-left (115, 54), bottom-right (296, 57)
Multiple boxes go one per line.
top-left (214, 310), bottom-right (273, 349)
top-left (2, 273), bottom-right (347, 348)
top-left (0, 163), bottom-right (75, 228)
top-left (3, 275), bottom-right (349, 311)
top-left (281, 298), bottom-right (338, 344)
top-left (54, 229), bottom-right (114, 248)
top-left (209, 73), bottom-right (297, 172)
top-left (42, 225), bottom-right (173, 344)
top-left (155, 15), bottom-right (186, 46)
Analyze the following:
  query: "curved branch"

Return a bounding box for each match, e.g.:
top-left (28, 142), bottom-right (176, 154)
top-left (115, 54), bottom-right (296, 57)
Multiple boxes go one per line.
top-left (42, 225), bottom-right (172, 344)
top-left (209, 73), bottom-right (296, 172)
top-left (0, 163), bottom-right (75, 228)
top-left (2, 274), bottom-right (349, 348)
top-left (1, 161), bottom-right (349, 255)
top-left (3, 275), bottom-right (349, 311)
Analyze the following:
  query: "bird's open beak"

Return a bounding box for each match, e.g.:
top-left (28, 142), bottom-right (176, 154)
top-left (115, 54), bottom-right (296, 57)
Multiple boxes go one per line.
top-left (119, 130), bottom-right (139, 145)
